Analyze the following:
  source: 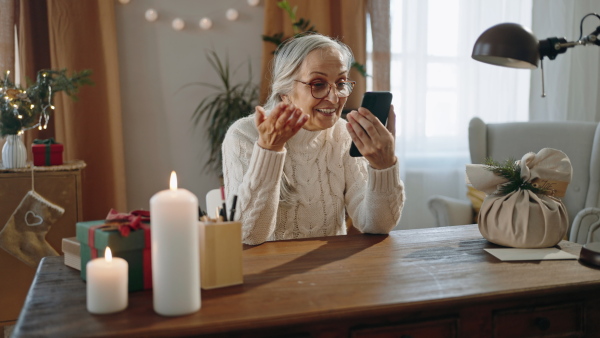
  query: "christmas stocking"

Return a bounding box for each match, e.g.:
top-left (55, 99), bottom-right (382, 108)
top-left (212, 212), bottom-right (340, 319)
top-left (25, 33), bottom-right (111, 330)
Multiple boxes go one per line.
top-left (0, 190), bottom-right (64, 267)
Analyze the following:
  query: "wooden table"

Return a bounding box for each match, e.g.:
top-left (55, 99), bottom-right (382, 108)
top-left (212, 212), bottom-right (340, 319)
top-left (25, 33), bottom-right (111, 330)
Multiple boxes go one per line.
top-left (0, 161), bottom-right (85, 331)
top-left (11, 224), bottom-right (600, 337)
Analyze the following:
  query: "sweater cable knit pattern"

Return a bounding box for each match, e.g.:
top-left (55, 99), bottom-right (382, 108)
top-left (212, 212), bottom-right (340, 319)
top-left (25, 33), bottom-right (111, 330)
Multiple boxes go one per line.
top-left (222, 114), bottom-right (405, 245)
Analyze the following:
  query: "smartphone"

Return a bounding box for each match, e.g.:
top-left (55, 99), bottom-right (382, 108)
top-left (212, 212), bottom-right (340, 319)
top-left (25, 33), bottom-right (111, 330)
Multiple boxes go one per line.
top-left (349, 91), bottom-right (393, 157)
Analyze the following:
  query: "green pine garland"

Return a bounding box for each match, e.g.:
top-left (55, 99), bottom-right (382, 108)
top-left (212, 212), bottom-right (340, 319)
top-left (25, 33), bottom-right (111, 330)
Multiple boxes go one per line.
top-left (0, 69), bottom-right (93, 137)
top-left (484, 157), bottom-right (554, 196)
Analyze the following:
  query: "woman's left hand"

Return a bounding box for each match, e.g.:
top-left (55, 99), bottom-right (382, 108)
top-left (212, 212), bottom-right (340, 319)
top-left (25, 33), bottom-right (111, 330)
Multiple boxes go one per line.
top-left (346, 105), bottom-right (397, 169)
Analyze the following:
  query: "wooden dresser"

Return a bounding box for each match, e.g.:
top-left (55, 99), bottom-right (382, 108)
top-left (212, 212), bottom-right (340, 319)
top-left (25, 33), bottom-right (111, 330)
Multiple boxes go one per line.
top-left (11, 224), bottom-right (600, 337)
top-left (0, 161), bottom-right (85, 330)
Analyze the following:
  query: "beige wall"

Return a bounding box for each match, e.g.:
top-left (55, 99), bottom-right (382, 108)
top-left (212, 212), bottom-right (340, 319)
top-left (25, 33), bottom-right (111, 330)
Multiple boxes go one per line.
top-left (115, 1), bottom-right (264, 211)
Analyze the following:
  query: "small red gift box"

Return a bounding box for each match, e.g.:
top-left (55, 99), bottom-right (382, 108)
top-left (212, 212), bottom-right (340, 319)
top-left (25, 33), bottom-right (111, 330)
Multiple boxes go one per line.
top-left (32, 138), bottom-right (64, 166)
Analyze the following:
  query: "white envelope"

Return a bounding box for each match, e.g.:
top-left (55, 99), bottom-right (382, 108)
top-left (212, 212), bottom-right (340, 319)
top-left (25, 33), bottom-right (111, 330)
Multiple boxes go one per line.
top-left (484, 248), bottom-right (578, 261)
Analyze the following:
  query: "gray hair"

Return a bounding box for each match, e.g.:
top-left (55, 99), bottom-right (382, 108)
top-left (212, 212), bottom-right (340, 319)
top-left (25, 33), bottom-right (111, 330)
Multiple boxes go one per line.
top-left (264, 33), bottom-right (354, 205)
top-left (263, 33), bottom-right (354, 112)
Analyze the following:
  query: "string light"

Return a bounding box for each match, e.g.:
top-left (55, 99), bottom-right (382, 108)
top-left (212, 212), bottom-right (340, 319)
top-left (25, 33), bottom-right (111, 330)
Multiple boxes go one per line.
top-left (145, 8), bottom-right (158, 22)
top-left (1, 69), bottom-right (90, 136)
top-left (199, 17), bottom-right (212, 30)
top-left (142, 0), bottom-right (261, 32)
top-left (226, 8), bottom-right (239, 21)
top-left (172, 18), bottom-right (185, 31)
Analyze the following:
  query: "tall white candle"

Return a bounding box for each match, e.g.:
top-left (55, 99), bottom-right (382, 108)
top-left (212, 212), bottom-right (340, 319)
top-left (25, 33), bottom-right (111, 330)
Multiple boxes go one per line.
top-left (86, 247), bottom-right (128, 314)
top-left (150, 171), bottom-right (201, 316)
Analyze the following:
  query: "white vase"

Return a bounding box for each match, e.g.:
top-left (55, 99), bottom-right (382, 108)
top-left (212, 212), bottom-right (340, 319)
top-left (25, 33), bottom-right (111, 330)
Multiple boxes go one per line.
top-left (2, 134), bottom-right (27, 169)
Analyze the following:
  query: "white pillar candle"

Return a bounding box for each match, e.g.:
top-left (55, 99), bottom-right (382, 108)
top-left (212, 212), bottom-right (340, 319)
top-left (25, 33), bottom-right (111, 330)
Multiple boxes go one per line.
top-left (150, 171), bottom-right (201, 316)
top-left (86, 247), bottom-right (128, 314)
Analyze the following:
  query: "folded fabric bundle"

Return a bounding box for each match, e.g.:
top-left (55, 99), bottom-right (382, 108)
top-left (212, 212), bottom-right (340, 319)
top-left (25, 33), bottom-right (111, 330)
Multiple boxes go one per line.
top-left (466, 148), bottom-right (572, 248)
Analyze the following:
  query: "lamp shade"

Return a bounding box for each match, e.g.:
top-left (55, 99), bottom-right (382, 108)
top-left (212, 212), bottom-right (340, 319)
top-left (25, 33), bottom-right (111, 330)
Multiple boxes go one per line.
top-left (472, 23), bottom-right (539, 69)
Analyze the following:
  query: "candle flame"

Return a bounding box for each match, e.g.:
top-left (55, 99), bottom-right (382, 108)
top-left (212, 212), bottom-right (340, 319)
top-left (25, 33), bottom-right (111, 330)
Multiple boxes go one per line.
top-left (105, 247), bottom-right (113, 262)
top-left (170, 171), bottom-right (177, 190)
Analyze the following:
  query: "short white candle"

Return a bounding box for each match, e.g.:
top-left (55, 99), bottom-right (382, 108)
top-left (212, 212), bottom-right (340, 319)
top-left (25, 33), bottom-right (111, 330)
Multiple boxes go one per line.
top-left (86, 247), bottom-right (128, 314)
top-left (150, 171), bottom-right (201, 316)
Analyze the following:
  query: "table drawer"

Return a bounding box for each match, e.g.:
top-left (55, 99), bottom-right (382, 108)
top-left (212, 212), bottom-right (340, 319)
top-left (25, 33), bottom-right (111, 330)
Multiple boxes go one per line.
top-left (493, 302), bottom-right (584, 337)
top-left (351, 318), bottom-right (457, 338)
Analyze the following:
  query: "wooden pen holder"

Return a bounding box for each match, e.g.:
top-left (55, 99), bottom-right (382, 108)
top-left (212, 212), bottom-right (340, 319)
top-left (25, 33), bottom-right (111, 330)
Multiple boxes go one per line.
top-left (198, 221), bottom-right (243, 289)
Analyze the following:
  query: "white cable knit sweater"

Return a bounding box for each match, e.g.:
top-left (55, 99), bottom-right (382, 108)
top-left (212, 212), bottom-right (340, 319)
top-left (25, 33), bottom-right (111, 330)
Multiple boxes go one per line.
top-left (222, 114), bottom-right (405, 245)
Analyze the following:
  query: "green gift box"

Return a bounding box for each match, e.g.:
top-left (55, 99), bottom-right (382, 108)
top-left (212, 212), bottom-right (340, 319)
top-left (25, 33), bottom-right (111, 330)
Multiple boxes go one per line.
top-left (76, 220), bottom-right (152, 292)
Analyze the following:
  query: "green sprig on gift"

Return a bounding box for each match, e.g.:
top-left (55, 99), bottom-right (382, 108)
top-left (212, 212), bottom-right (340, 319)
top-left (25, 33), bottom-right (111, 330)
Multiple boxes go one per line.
top-left (484, 157), bottom-right (554, 196)
top-left (0, 69), bottom-right (93, 137)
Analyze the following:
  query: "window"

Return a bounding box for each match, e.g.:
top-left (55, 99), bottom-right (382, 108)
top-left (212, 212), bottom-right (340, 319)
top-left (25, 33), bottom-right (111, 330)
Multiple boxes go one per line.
top-left (367, 0), bottom-right (532, 229)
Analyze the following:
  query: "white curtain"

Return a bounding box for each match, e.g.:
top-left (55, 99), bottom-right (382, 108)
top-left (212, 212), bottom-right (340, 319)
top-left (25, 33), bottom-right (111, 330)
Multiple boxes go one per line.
top-left (530, 0), bottom-right (600, 122)
top-left (367, 0), bottom-right (532, 229)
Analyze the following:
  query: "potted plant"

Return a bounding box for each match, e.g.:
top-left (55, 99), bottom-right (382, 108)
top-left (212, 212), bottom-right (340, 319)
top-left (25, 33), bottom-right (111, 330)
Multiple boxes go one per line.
top-left (187, 50), bottom-right (259, 176)
top-left (0, 69), bottom-right (92, 168)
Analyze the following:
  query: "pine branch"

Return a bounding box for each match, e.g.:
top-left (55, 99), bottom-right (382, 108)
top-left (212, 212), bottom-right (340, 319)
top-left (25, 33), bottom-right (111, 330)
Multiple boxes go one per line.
top-left (484, 157), bottom-right (553, 196)
top-left (0, 68), bottom-right (93, 136)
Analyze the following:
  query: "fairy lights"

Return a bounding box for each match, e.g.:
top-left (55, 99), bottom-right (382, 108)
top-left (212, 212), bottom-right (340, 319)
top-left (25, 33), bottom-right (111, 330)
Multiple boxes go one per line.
top-left (0, 69), bottom-right (91, 136)
top-left (0, 76), bottom-right (54, 133)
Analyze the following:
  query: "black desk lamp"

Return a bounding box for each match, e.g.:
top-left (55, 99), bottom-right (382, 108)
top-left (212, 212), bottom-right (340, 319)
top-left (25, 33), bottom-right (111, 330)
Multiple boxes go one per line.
top-left (471, 13), bottom-right (600, 97)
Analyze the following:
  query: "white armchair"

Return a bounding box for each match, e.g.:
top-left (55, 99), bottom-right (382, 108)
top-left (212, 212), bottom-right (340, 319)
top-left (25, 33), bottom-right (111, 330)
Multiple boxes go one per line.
top-left (428, 117), bottom-right (600, 244)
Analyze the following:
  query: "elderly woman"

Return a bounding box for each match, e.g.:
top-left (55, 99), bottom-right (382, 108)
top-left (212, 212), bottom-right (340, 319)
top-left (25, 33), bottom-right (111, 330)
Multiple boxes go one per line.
top-left (222, 33), bottom-right (405, 245)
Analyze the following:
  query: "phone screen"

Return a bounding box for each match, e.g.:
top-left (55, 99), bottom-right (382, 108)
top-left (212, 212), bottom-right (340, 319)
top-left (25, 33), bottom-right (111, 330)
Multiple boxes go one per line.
top-left (349, 91), bottom-right (393, 157)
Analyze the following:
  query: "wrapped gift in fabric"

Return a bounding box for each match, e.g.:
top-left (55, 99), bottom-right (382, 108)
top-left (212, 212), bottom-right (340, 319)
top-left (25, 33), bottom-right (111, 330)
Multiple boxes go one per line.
top-left (466, 148), bottom-right (572, 248)
top-left (76, 209), bottom-right (151, 291)
top-left (32, 138), bottom-right (64, 166)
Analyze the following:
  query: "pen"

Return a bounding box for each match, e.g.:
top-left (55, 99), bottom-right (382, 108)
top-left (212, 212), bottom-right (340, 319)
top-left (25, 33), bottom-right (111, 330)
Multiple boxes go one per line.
top-left (198, 206), bottom-right (207, 219)
top-left (220, 186), bottom-right (228, 221)
top-left (229, 195), bottom-right (238, 221)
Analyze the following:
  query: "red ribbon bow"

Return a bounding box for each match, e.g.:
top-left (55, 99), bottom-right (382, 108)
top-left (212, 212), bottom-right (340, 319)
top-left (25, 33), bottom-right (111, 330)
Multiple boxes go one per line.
top-left (105, 209), bottom-right (151, 237)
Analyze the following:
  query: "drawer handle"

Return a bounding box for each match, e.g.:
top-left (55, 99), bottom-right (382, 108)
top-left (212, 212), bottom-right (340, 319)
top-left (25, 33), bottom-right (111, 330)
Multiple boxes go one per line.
top-left (534, 317), bottom-right (550, 331)
top-left (400, 335), bottom-right (413, 338)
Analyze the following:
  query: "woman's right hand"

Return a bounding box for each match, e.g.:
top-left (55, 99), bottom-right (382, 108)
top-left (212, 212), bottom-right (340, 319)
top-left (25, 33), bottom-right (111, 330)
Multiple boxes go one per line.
top-left (255, 103), bottom-right (308, 152)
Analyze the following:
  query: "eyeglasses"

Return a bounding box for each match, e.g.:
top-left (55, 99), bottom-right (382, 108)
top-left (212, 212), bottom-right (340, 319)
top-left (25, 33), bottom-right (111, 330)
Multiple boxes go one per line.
top-left (294, 80), bottom-right (356, 99)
